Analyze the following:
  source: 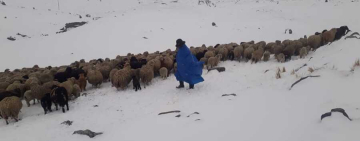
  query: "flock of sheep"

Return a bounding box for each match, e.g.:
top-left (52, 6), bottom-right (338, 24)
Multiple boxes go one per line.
top-left (0, 25), bottom-right (351, 125)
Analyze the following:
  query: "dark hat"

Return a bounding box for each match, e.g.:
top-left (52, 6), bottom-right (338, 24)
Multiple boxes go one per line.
top-left (176, 39), bottom-right (185, 48)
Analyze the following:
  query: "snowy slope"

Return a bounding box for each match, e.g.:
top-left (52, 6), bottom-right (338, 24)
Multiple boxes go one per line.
top-left (1, 0), bottom-right (360, 141)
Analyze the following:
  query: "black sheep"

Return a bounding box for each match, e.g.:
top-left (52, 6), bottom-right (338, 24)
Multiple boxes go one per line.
top-left (228, 50), bottom-right (235, 61)
top-left (41, 93), bottom-right (52, 114)
top-left (51, 86), bottom-right (69, 113)
top-left (70, 67), bottom-right (86, 79)
top-left (22, 75), bottom-right (29, 80)
top-left (54, 67), bottom-right (72, 83)
top-left (196, 50), bottom-right (207, 61)
top-left (0, 89), bottom-right (21, 102)
top-left (130, 56), bottom-right (144, 69)
top-left (334, 26), bottom-right (351, 41)
top-left (132, 76), bottom-right (141, 92)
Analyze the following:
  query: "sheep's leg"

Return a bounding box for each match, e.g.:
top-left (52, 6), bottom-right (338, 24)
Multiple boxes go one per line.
top-left (62, 107), bottom-right (65, 113)
top-left (66, 102), bottom-right (69, 111)
top-left (33, 99), bottom-right (36, 104)
top-left (5, 119), bottom-right (9, 125)
top-left (55, 103), bottom-right (58, 111)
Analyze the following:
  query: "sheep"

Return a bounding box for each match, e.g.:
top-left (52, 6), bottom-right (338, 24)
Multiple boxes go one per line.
top-left (190, 47), bottom-right (197, 55)
top-left (70, 67), bottom-right (86, 80)
top-left (160, 56), bottom-right (174, 74)
top-left (25, 83), bottom-right (49, 107)
top-left (87, 69), bottom-right (103, 88)
top-left (233, 45), bottom-right (244, 62)
top-left (207, 46), bottom-right (214, 51)
top-left (256, 41), bottom-right (266, 49)
top-left (78, 73), bottom-right (87, 92)
top-left (159, 67), bottom-right (168, 80)
top-left (6, 81), bottom-right (25, 98)
top-left (244, 46), bottom-right (255, 61)
top-left (272, 44), bottom-right (284, 57)
top-left (140, 60), bottom-right (155, 88)
top-left (204, 50), bottom-right (215, 58)
top-left (322, 28), bottom-right (337, 45)
top-left (132, 75), bottom-right (141, 92)
top-left (199, 58), bottom-right (208, 68)
top-left (0, 90), bottom-right (21, 102)
top-left (109, 68), bottom-right (118, 86)
top-left (207, 54), bottom-right (222, 69)
top-left (59, 77), bottom-right (76, 99)
top-left (0, 96), bottom-right (22, 124)
top-left (39, 71), bottom-right (54, 84)
top-left (251, 48), bottom-right (264, 64)
top-left (195, 50), bottom-right (207, 61)
top-left (112, 64), bottom-right (132, 90)
top-left (151, 58), bottom-right (161, 75)
top-left (40, 93), bottom-right (52, 114)
top-left (263, 51), bottom-right (270, 62)
top-left (299, 47), bottom-right (308, 59)
top-left (228, 50), bottom-right (235, 61)
top-left (51, 86), bottom-right (69, 113)
top-left (0, 82), bottom-right (10, 90)
top-left (290, 40), bottom-right (303, 56)
top-left (218, 47), bottom-right (228, 61)
top-left (265, 42), bottom-right (276, 52)
top-left (282, 40), bottom-right (292, 47)
top-left (308, 34), bottom-right (322, 50)
top-left (334, 26), bottom-right (351, 41)
top-left (299, 36), bottom-right (308, 47)
top-left (282, 44), bottom-right (295, 61)
top-left (277, 53), bottom-right (285, 63)
top-left (72, 84), bottom-right (81, 98)
top-left (54, 67), bottom-right (72, 83)
top-left (42, 81), bottom-right (60, 91)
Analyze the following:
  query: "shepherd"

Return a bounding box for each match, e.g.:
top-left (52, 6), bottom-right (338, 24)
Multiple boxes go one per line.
top-left (174, 39), bottom-right (205, 89)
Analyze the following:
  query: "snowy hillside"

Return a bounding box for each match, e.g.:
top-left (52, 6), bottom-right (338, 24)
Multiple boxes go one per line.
top-left (1, 0), bottom-right (360, 141)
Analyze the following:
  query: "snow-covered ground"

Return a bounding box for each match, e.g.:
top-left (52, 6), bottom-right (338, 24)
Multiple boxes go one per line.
top-left (1, 0), bottom-right (360, 141)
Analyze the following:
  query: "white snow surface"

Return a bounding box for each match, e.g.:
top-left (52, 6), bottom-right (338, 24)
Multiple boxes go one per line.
top-left (1, 0), bottom-right (360, 141)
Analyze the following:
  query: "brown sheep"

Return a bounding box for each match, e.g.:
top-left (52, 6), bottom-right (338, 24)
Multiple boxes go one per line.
top-left (78, 74), bottom-right (87, 92)
top-left (322, 28), bottom-right (337, 45)
top-left (160, 56), bottom-right (173, 73)
top-left (218, 47), bottom-right (228, 61)
top-left (244, 46), bottom-right (255, 61)
top-left (199, 58), bottom-right (208, 68)
top-left (87, 69), bottom-right (103, 88)
top-left (204, 51), bottom-right (215, 58)
top-left (299, 36), bottom-right (308, 47)
top-left (277, 53), bottom-right (285, 63)
top-left (299, 47), bottom-right (308, 59)
top-left (263, 51), bottom-right (270, 62)
top-left (109, 68), bottom-right (118, 86)
top-left (0, 96), bottom-right (22, 125)
top-left (251, 48), bottom-right (264, 64)
top-left (282, 40), bottom-right (292, 47)
top-left (59, 77), bottom-right (76, 98)
top-left (272, 44), bottom-right (284, 57)
top-left (308, 34), bottom-right (322, 50)
top-left (72, 84), bottom-right (81, 98)
top-left (112, 64), bottom-right (133, 90)
top-left (283, 44), bottom-right (295, 61)
top-left (265, 42), bottom-right (276, 52)
top-left (207, 54), bottom-right (222, 69)
top-left (140, 61), bottom-right (155, 88)
top-left (233, 45), bottom-right (244, 62)
top-left (152, 58), bottom-right (161, 75)
top-left (25, 83), bottom-right (49, 106)
top-left (96, 63), bottom-right (112, 82)
top-left (0, 82), bottom-right (10, 90)
top-left (291, 40), bottom-right (303, 56)
top-left (159, 67), bottom-right (168, 80)
top-left (6, 81), bottom-right (25, 97)
top-left (256, 41), bottom-right (266, 49)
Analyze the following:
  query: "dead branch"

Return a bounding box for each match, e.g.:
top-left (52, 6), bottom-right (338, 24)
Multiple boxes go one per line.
top-left (289, 75), bottom-right (320, 90)
top-left (158, 110), bottom-right (181, 115)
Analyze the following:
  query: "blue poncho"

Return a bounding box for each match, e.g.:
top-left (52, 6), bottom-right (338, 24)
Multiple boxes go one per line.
top-left (175, 44), bottom-right (204, 85)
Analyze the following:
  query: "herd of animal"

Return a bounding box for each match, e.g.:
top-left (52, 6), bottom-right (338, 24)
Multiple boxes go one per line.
top-left (0, 25), bottom-right (351, 125)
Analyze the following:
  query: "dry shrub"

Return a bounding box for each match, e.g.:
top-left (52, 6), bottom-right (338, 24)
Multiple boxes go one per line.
top-left (276, 67), bottom-right (281, 79)
top-left (308, 67), bottom-right (314, 73)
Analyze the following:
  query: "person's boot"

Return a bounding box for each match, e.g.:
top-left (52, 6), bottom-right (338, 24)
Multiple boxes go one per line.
top-left (189, 84), bottom-right (194, 89)
top-left (176, 81), bottom-right (185, 89)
